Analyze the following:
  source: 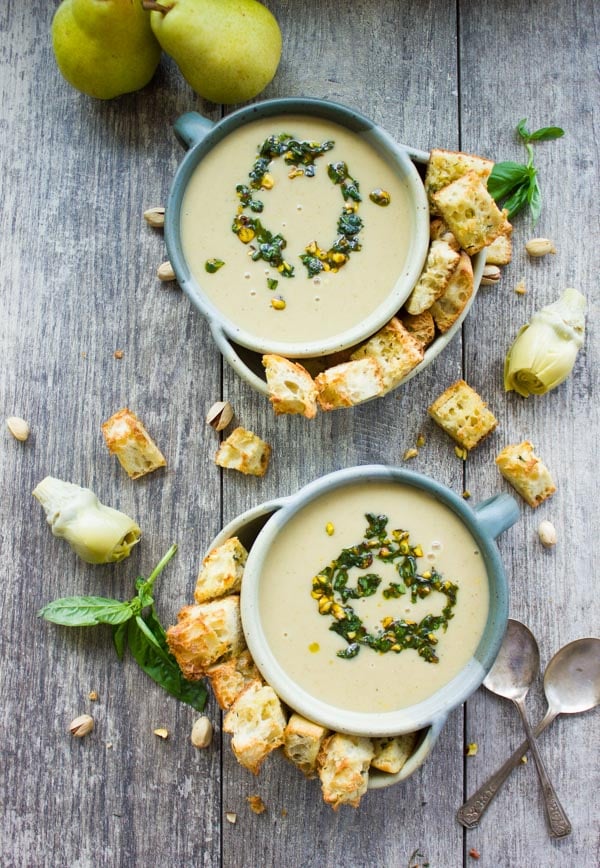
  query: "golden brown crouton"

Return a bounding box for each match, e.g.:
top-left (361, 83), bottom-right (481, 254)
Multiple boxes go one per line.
top-left (428, 380), bottom-right (498, 451)
top-left (400, 310), bottom-right (436, 348)
top-left (207, 650), bottom-right (262, 710)
top-left (371, 733), bottom-right (418, 774)
top-left (166, 596), bottom-right (245, 680)
top-left (433, 171), bottom-right (512, 256)
top-left (405, 239), bottom-right (461, 315)
top-left (430, 252), bottom-right (474, 334)
top-left (223, 681), bottom-right (287, 774)
top-left (262, 354), bottom-right (318, 418)
top-left (350, 317), bottom-right (424, 393)
top-left (317, 733), bottom-right (374, 809)
top-left (495, 441), bottom-right (556, 507)
top-left (101, 408), bottom-right (166, 479)
top-left (315, 358), bottom-right (384, 410)
top-left (194, 537), bottom-right (248, 604)
top-left (485, 231), bottom-right (513, 266)
top-left (425, 148), bottom-right (494, 214)
top-left (215, 427), bottom-right (271, 477)
top-left (283, 713), bottom-right (329, 778)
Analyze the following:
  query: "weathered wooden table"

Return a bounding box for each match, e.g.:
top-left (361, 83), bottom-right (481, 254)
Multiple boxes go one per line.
top-left (1, 2), bottom-right (598, 866)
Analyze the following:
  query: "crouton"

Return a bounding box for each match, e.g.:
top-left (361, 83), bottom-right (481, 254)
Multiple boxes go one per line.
top-left (317, 733), bottom-right (374, 809)
top-left (101, 408), bottom-right (166, 479)
top-left (223, 681), bottom-right (287, 774)
top-left (428, 380), bottom-right (498, 451)
top-left (283, 713), bottom-right (329, 778)
top-left (405, 239), bottom-right (461, 315)
top-left (262, 354), bottom-right (318, 418)
top-left (485, 231), bottom-right (513, 266)
top-left (207, 650), bottom-right (262, 710)
top-left (433, 171), bottom-right (512, 256)
top-left (429, 217), bottom-right (460, 250)
top-left (350, 317), bottom-right (424, 393)
top-left (400, 310), bottom-right (436, 348)
top-left (166, 596), bottom-right (245, 680)
top-left (215, 427), bottom-right (271, 476)
top-left (371, 733), bottom-right (418, 774)
top-left (430, 252), bottom-right (474, 334)
top-left (425, 148), bottom-right (494, 214)
top-left (194, 537), bottom-right (248, 604)
top-left (495, 441), bottom-right (556, 507)
top-left (315, 358), bottom-right (384, 410)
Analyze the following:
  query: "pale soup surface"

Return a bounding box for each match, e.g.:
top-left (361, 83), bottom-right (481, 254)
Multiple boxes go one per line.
top-left (180, 115), bottom-right (413, 345)
top-left (257, 482), bottom-right (489, 713)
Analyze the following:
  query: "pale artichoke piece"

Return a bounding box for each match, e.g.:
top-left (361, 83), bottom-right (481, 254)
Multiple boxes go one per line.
top-left (32, 477), bottom-right (141, 564)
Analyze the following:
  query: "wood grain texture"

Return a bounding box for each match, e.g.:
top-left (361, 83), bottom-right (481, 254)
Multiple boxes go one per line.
top-left (1, 0), bottom-right (598, 866)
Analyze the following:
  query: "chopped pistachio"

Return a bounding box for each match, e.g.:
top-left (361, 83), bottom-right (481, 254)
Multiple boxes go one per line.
top-left (465, 742), bottom-right (478, 756)
top-left (403, 447), bottom-right (419, 460)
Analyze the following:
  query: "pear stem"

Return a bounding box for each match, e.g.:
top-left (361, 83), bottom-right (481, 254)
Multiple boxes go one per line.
top-left (142, 0), bottom-right (172, 13)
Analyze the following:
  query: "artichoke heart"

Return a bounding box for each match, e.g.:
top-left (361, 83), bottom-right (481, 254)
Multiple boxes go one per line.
top-left (504, 288), bottom-right (586, 397)
top-left (33, 477), bottom-right (141, 564)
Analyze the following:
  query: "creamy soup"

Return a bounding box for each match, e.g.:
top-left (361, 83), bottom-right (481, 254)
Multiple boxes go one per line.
top-left (180, 115), bottom-right (414, 346)
top-left (256, 482), bottom-right (489, 713)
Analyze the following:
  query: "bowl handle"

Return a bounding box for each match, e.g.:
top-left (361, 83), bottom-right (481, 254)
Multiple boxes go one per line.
top-left (473, 492), bottom-right (519, 539)
top-left (209, 322), bottom-right (270, 396)
top-left (400, 143), bottom-right (430, 165)
top-left (209, 497), bottom-right (288, 552)
top-left (173, 112), bottom-right (215, 150)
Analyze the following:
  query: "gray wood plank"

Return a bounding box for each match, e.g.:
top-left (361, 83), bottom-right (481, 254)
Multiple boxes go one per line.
top-left (460, 0), bottom-right (600, 864)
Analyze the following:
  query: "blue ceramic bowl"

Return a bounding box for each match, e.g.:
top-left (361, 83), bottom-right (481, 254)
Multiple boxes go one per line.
top-left (165, 98), bottom-right (432, 387)
top-left (210, 466), bottom-right (518, 788)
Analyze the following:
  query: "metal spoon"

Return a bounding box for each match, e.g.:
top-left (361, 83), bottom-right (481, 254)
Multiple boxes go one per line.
top-left (475, 620), bottom-right (571, 837)
top-left (458, 635), bottom-right (600, 829)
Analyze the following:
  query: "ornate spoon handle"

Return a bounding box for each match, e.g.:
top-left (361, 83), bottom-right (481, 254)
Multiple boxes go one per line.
top-left (457, 709), bottom-right (557, 829)
top-left (513, 699), bottom-right (572, 838)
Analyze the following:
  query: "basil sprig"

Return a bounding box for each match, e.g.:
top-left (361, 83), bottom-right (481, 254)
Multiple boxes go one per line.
top-left (38, 545), bottom-right (207, 712)
top-left (488, 119), bottom-right (564, 223)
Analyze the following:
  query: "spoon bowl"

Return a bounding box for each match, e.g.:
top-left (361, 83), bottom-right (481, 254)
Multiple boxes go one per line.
top-left (543, 637), bottom-right (600, 715)
top-left (483, 619), bottom-right (540, 700)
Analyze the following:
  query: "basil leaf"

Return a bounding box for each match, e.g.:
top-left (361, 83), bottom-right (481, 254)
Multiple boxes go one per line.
top-left (113, 621), bottom-right (128, 660)
top-left (501, 183), bottom-right (531, 220)
top-left (528, 176), bottom-right (542, 224)
top-left (127, 612), bottom-right (207, 712)
top-left (38, 596), bottom-right (134, 626)
top-left (526, 126), bottom-right (565, 142)
top-left (487, 162), bottom-right (529, 201)
top-left (516, 118), bottom-right (531, 140)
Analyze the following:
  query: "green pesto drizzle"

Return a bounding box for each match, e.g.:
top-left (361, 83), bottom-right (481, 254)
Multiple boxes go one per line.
top-left (311, 514), bottom-right (459, 662)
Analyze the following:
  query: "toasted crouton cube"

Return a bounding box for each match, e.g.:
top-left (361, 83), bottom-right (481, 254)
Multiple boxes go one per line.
top-left (194, 537), bottom-right (248, 604)
top-left (405, 239), bottom-right (461, 315)
top-left (425, 148), bottom-right (494, 214)
top-left (215, 427), bottom-right (271, 477)
top-left (485, 231), bottom-right (513, 266)
top-left (495, 441), bottom-right (556, 507)
top-left (371, 733), bottom-right (418, 774)
top-left (315, 358), bottom-right (384, 410)
top-left (433, 171), bottom-right (512, 256)
top-left (283, 713), bottom-right (329, 778)
top-left (101, 408), bottom-right (166, 479)
top-left (207, 650), bottom-right (261, 710)
top-left (400, 310), bottom-right (436, 348)
top-left (223, 681), bottom-right (287, 774)
top-left (350, 317), bottom-right (423, 393)
top-left (428, 380), bottom-right (498, 450)
top-left (166, 596), bottom-right (244, 680)
top-left (429, 217), bottom-right (460, 251)
top-left (430, 252), bottom-right (474, 334)
top-left (317, 733), bottom-right (374, 809)
top-left (262, 354), bottom-right (318, 418)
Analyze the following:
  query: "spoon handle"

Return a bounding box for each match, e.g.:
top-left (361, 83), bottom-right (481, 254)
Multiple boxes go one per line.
top-left (457, 710), bottom-right (557, 829)
top-left (514, 699), bottom-right (572, 838)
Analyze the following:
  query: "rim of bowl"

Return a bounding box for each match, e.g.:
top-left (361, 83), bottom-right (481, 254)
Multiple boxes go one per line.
top-left (240, 465), bottom-right (509, 737)
top-left (165, 97), bottom-right (430, 359)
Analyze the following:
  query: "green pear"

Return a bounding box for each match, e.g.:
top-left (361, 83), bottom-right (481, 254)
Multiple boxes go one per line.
top-left (52, 0), bottom-right (162, 99)
top-left (144, 0), bottom-right (282, 104)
